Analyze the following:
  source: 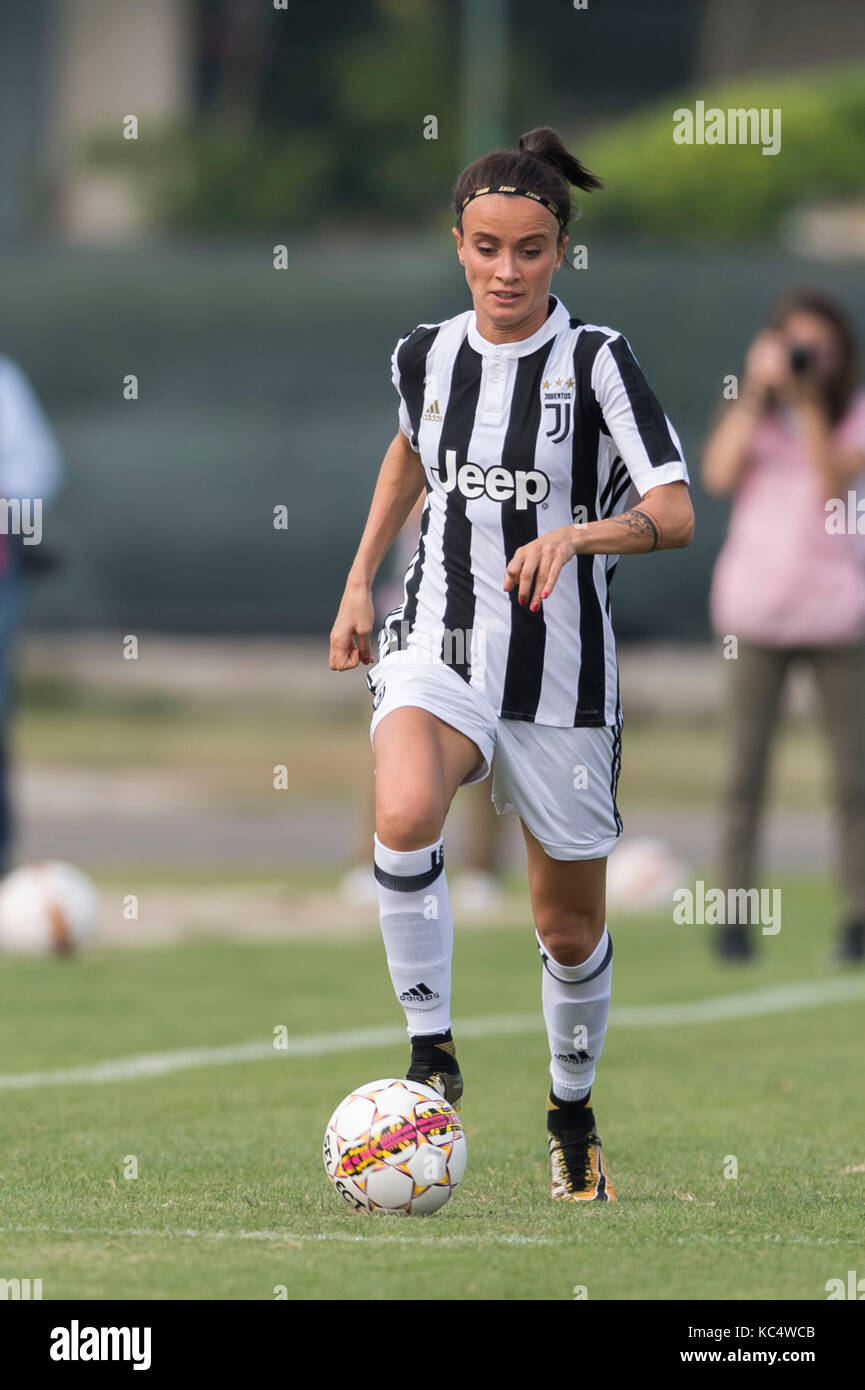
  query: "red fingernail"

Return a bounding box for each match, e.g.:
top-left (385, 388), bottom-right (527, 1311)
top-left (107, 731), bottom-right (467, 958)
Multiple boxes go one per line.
top-left (541, 591), bottom-right (549, 599)
top-left (530, 602), bottom-right (539, 612)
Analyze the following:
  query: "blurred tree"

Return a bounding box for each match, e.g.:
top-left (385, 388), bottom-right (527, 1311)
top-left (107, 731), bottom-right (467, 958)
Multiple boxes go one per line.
top-left (85, 0), bottom-right (464, 234)
top-left (511, 0), bottom-right (704, 135)
top-left (325, 0), bottom-right (459, 224)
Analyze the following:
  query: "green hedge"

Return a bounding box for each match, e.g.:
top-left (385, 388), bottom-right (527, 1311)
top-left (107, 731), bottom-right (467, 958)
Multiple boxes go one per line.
top-left (578, 60), bottom-right (865, 242)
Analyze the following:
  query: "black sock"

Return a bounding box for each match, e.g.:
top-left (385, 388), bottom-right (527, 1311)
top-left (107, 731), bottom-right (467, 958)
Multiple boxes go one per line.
top-left (411, 1027), bottom-right (452, 1047)
top-left (547, 1086), bottom-right (594, 1133)
top-left (408, 1028), bottom-right (459, 1071)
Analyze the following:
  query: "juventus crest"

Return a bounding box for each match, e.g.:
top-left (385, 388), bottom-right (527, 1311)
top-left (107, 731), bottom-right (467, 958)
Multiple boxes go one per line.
top-left (544, 400), bottom-right (572, 443)
top-left (542, 375), bottom-right (576, 443)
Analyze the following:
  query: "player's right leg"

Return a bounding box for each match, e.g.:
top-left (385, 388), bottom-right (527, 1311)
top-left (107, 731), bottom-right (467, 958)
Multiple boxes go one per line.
top-left (491, 718), bottom-right (620, 1201)
top-left (371, 699), bottom-right (488, 1109)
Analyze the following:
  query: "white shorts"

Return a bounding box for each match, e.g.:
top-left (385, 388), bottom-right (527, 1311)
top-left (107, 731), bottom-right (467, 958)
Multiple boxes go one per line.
top-left (367, 650), bottom-right (623, 861)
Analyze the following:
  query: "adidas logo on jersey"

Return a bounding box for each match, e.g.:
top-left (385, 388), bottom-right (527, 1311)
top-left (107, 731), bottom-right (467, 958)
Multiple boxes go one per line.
top-left (422, 397), bottom-right (443, 422)
top-left (431, 448), bottom-right (550, 510)
top-left (399, 982), bottom-right (440, 1002)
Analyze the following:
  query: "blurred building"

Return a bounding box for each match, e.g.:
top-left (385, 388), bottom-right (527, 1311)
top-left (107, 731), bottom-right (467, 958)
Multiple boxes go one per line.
top-left (697, 0), bottom-right (865, 79)
top-left (50, 0), bottom-right (191, 240)
top-left (1, 0), bottom-right (189, 241)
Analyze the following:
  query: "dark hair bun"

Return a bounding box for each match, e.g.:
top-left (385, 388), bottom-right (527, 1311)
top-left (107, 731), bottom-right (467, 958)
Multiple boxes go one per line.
top-left (452, 125), bottom-right (603, 238)
top-left (518, 126), bottom-right (604, 193)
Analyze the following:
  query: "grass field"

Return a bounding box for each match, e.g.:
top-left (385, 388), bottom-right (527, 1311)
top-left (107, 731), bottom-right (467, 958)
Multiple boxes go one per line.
top-left (1, 871), bottom-right (863, 1301)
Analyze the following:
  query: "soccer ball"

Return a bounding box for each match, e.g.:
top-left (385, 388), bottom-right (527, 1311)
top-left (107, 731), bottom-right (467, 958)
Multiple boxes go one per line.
top-left (323, 1078), bottom-right (467, 1215)
top-left (0, 861), bottom-right (98, 956)
top-left (606, 836), bottom-right (687, 914)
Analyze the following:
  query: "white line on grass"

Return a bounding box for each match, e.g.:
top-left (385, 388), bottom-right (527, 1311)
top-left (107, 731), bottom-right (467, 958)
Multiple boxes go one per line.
top-left (1, 975), bottom-right (864, 1092)
top-left (0, 1224), bottom-right (851, 1249)
top-left (0, 1223), bottom-right (557, 1247)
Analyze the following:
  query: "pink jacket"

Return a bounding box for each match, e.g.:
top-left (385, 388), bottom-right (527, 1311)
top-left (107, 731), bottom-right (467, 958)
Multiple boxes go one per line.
top-left (710, 391), bottom-right (865, 646)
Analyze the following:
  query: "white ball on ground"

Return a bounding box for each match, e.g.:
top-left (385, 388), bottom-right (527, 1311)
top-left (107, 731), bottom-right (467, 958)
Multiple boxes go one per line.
top-left (0, 862), bottom-right (98, 955)
top-left (606, 837), bottom-right (687, 914)
top-left (323, 1077), bottom-right (467, 1215)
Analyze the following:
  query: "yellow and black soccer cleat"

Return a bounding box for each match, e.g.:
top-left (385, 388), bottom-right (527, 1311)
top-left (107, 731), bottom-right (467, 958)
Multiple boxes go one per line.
top-left (406, 1029), bottom-right (463, 1111)
top-left (547, 1091), bottom-right (616, 1202)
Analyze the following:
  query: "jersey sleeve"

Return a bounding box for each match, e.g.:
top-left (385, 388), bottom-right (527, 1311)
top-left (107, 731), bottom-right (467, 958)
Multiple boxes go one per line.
top-left (391, 336), bottom-right (420, 453)
top-left (591, 334), bottom-right (689, 497)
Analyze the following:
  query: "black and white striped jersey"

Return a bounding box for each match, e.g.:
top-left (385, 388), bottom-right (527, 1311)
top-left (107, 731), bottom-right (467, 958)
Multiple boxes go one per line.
top-left (378, 293), bottom-right (689, 727)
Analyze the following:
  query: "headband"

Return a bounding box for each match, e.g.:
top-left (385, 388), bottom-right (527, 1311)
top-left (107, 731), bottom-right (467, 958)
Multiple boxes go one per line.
top-left (457, 184), bottom-right (572, 230)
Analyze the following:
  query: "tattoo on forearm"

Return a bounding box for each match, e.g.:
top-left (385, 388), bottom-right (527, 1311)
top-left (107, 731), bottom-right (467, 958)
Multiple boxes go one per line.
top-left (611, 508), bottom-right (661, 551)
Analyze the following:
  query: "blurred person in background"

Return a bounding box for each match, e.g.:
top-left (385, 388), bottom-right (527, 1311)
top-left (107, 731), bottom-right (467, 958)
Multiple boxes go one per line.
top-left (340, 494), bottom-right (507, 918)
top-left (703, 288), bottom-right (865, 964)
top-left (0, 356), bottom-right (62, 875)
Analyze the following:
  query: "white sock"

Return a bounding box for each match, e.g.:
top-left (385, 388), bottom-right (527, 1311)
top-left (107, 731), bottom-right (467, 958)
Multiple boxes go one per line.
top-left (374, 833), bottom-right (453, 1037)
top-left (536, 925), bottom-right (613, 1102)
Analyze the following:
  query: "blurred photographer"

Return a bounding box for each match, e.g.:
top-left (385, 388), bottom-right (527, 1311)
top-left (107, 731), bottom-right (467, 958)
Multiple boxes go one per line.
top-left (703, 288), bottom-right (865, 962)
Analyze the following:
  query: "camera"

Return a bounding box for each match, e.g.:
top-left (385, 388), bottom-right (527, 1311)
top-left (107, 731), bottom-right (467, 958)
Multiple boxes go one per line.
top-left (789, 345), bottom-right (815, 374)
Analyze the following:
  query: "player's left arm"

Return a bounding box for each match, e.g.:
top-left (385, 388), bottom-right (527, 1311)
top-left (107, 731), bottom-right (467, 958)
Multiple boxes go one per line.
top-left (504, 481), bottom-right (694, 609)
top-left (577, 480), bottom-right (695, 555)
top-left (505, 333), bottom-right (694, 609)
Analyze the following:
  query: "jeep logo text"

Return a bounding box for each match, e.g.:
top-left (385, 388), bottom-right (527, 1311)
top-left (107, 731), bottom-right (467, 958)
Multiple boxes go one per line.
top-left (431, 449), bottom-right (549, 510)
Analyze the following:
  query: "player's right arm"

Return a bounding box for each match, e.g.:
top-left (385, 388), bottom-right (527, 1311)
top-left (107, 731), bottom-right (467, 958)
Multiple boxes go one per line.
top-left (329, 429), bottom-right (426, 671)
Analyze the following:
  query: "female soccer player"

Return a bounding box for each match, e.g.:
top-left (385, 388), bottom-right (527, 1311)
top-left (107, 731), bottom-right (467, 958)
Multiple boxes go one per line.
top-left (329, 127), bottom-right (694, 1202)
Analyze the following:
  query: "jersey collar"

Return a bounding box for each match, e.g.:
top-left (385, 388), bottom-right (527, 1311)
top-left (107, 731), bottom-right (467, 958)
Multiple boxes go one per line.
top-left (466, 293), bottom-right (570, 358)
